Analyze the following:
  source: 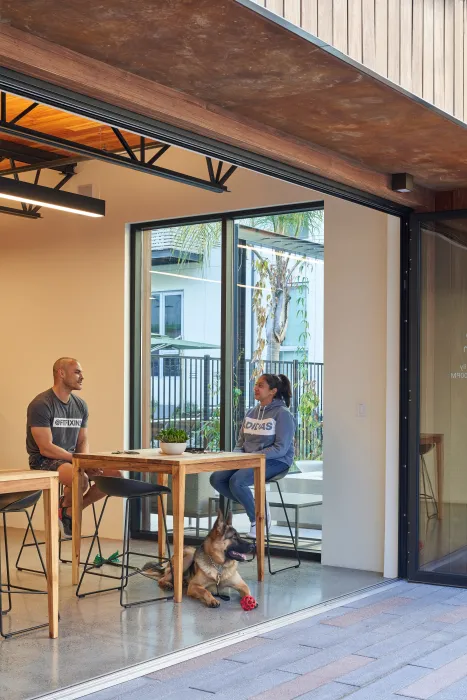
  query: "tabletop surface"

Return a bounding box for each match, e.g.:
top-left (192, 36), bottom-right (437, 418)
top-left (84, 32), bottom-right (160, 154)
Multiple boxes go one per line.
top-left (74, 449), bottom-right (262, 463)
top-left (0, 470), bottom-right (58, 482)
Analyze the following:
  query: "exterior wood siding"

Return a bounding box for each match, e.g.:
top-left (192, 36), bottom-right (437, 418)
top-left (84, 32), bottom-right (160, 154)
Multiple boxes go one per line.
top-left (253, 0), bottom-right (467, 121)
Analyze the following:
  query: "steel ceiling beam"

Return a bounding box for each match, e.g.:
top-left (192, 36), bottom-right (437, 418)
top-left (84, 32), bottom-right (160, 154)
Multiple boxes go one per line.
top-left (0, 138), bottom-right (76, 174)
top-left (0, 141), bottom-right (167, 176)
top-left (0, 101), bottom-right (234, 193)
top-left (0, 155), bottom-right (82, 176)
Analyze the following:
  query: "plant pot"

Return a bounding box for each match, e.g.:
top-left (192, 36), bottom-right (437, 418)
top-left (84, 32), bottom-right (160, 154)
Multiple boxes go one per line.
top-left (159, 442), bottom-right (187, 455)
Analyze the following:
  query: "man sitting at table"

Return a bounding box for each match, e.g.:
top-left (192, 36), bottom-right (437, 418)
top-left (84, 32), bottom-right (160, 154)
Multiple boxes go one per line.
top-left (26, 357), bottom-right (120, 537)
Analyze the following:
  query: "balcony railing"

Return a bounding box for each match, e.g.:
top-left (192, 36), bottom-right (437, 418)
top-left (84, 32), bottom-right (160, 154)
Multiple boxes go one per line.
top-left (150, 355), bottom-right (323, 460)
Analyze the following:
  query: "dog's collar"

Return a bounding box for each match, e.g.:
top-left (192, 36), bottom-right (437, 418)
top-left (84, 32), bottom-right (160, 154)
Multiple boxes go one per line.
top-left (195, 547), bottom-right (225, 583)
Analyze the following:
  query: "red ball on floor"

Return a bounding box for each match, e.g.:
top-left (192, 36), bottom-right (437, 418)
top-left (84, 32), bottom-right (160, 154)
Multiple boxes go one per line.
top-left (240, 595), bottom-right (257, 611)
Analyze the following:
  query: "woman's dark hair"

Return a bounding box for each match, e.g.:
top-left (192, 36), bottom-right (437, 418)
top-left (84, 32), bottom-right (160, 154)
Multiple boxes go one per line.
top-left (261, 373), bottom-right (292, 408)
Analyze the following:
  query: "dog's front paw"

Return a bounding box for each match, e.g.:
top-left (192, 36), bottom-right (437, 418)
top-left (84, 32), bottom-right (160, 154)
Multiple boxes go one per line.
top-left (207, 598), bottom-right (221, 608)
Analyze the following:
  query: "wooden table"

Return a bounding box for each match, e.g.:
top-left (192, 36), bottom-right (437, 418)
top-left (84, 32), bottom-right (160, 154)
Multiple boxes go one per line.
top-left (71, 450), bottom-right (266, 602)
top-left (420, 433), bottom-right (444, 519)
top-left (0, 470), bottom-right (59, 638)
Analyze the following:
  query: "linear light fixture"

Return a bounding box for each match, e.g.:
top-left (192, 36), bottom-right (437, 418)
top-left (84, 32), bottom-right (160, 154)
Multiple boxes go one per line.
top-left (0, 177), bottom-right (105, 217)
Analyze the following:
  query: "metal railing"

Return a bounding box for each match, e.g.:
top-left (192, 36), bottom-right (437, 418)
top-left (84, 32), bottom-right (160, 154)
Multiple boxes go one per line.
top-left (150, 355), bottom-right (323, 459)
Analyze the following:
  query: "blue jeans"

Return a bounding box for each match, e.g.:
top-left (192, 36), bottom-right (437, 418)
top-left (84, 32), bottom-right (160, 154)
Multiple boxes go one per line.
top-left (210, 458), bottom-right (289, 522)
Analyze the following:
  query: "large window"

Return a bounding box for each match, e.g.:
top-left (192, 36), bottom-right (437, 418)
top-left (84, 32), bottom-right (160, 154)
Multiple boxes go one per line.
top-left (148, 222), bottom-right (222, 450)
top-left (131, 204), bottom-right (324, 552)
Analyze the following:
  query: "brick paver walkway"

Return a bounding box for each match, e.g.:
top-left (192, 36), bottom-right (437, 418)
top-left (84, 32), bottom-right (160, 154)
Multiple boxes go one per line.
top-left (82, 581), bottom-right (467, 700)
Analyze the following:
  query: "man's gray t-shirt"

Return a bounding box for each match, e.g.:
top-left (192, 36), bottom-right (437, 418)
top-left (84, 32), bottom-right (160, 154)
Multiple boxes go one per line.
top-left (26, 388), bottom-right (88, 465)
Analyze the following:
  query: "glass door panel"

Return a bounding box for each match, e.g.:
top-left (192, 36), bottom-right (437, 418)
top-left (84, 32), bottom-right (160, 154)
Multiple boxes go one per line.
top-left (142, 221), bottom-right (222, 535)
top-left (413, 213), bottom-right (467, 583)
top-left (233, 209), bottom-right (324, 552)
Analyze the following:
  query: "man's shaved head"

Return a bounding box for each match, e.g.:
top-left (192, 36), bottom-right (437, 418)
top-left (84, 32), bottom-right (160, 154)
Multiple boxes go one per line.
top-left (53, 357), bottom-right (78, 378)
top-left (52, 358), bottom-right (84, 392)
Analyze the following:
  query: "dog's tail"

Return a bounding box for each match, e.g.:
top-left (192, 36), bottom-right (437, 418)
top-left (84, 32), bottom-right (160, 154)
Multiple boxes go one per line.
top-left (141, 561), bottom-right (167, 579)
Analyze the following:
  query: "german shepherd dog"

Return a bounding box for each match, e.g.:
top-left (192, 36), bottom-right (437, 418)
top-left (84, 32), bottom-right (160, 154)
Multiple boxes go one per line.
top-left (143, 510), bottom-right (256, 607)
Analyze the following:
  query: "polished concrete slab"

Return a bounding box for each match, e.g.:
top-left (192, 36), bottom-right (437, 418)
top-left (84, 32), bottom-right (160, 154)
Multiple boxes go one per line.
top-left (0, 528), bottom-right (383, 700)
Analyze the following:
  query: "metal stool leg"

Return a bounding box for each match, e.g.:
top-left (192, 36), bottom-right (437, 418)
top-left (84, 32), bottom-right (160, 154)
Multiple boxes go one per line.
top-left (2, 513), bottom-right (12, 613)
top-left (120, 493), bottom-right (174, 608)
top-left (120, 500), bottom-right (131, 601)
top-left (161, 493), bottom-right (173, 581)
top-left (17, 489), bottom-right (105, 572)
top-left (60, 500), bottom-right (104, 564)
top-left (0, 510), bottom-right (48, 639)
top-left (420, 455), bottom-right (438, 520)
top-left (266, 483), bottom-right (301, 575)
top-left (15, 501), bottom-right (50, 575)
top-left (78, 493), bottom-right (173, 608)
top-left (76, 497), bottom-right (122, 598)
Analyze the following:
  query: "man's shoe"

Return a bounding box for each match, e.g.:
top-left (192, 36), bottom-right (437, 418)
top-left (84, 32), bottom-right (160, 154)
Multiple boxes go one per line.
top-left (59, 497), bottom-right (72, 538)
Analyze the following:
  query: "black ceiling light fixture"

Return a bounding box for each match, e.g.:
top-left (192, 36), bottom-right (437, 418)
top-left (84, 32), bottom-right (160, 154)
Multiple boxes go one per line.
top-left (0, 176), bottom-right (105, 217)
top-left (391, 173), bottom-right (414, 193)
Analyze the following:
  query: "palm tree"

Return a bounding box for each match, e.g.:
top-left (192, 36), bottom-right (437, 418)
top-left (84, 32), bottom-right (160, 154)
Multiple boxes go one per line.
top-left (241, 210), bottom-right (323, 364)
top-left (169, 210), bottom-right (323, 364)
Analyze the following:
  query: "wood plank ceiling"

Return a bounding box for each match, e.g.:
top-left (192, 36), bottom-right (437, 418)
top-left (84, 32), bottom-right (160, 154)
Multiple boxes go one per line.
top-left (0, 95), bottom-right (147, 169)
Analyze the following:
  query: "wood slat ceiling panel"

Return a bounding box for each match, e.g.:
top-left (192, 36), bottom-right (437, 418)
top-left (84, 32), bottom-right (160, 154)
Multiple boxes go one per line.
top-left (0, 95), bottom-right (150, 169)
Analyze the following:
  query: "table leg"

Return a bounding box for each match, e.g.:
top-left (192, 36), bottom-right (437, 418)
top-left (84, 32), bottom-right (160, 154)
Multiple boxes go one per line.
top-left (43, 485), bottom-right (59, 638)
top-left (436, 438), bottom-right (444, 520)
top-left (172, 464), bottom-right (186, 603)
top-left (254, 456), bottom-right (265, 582)
top-left (157, 472), bottom-right (168, 560)
top-left (72, 459), bottom-right (84, 585)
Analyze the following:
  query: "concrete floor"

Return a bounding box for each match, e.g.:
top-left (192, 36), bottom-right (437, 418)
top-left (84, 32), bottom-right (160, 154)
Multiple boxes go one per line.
top-left (0, 528), bottom-right (383, 700)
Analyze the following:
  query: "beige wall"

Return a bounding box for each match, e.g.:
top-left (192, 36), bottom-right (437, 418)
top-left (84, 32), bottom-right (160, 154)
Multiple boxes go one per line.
top-left (253, 0), bottom-right (467, 121)
top-left (321, 198), bottom-right (399, 573)
top-left (0, 151), bottom-right (399, 573)
top-left (0, 152), bottom-right (312, 536)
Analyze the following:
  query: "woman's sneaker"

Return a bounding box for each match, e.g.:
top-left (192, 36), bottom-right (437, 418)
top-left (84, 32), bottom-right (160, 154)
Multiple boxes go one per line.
top-left (58, 497), bottom-right (72, 538)
top-left (246, 503), bottom-right (272, 539)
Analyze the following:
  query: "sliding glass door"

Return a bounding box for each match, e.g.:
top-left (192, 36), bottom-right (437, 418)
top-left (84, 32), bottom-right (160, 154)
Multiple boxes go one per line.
top-left (232, 210), bottom-right (324, 553)
top-left (409, 211), bottom-right (467, 585)
top-left (130, 203), bottom-right (325, 552)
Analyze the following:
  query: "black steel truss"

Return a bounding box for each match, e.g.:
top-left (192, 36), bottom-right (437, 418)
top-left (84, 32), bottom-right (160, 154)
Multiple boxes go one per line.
top-left (0, 92), bottom-right (237, 194)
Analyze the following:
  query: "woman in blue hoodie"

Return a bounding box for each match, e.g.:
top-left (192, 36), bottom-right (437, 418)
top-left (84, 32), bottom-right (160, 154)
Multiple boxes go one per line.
top-left (210, 373), bottom-right (295, 539)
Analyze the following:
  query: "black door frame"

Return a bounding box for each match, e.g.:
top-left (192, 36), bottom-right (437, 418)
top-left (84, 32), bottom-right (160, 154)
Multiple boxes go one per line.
top-left (407, 210), bottom-right (467, 587)
top-left (0, 66), bottom-right (412, 574)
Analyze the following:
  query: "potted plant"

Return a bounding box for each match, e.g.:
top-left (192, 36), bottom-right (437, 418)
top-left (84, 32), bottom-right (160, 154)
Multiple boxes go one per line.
top-left (155, 428), bottom-right (188, 455)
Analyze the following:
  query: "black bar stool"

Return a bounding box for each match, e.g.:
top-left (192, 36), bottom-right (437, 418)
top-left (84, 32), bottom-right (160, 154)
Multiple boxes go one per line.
top-left (0, 490), bottom-right (48, 639)
top-left (16, 482), bottom-right (104, 574)
top-left (76, 476), bottom-right (173, 608)
top-left (223, 468), bottom-right (301, 576)
top-left (265, 469), bottom-right (301, 575)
